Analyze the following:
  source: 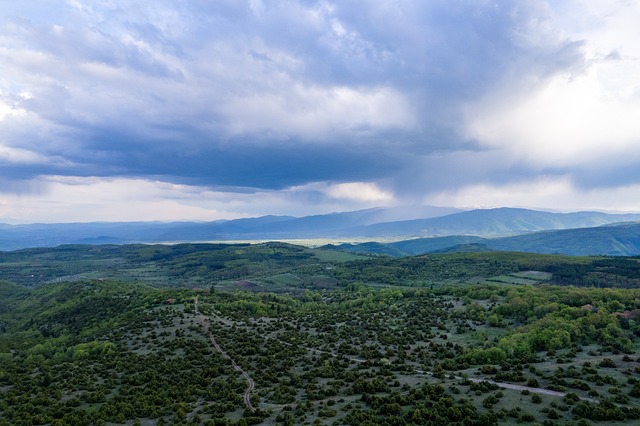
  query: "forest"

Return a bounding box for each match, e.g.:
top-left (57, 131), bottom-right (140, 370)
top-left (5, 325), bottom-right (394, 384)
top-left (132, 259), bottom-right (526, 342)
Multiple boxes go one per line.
top-left (0, 242), bottom-right (640, 425)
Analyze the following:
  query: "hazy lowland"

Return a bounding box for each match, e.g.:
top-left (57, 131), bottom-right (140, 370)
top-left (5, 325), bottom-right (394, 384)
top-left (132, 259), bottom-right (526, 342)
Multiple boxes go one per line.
top-left (2, 207), bottom-right (640, 425)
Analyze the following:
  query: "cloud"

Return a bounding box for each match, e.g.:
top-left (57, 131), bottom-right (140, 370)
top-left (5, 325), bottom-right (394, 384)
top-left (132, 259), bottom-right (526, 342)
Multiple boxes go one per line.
top-left (0, 176), bottom-right (395, 223)
top-left (458, 0), bottom-right (640, 196)
top-left (1, 1), bottom-right (639, 222)
top-left (1, 2), bottom-right (580, 174)
top-left (464, 55), bottom-right (640, 168)
top-left (323, 182), bottom-right (394, 203)
top-left (0, 98), bottom-right (27, 121)
top-left (0, 146), bottom-right (52, 165)
top-left (221, 85), bottom-right (415, 140)
top-left (0, 177), bottom-right (247, 223)
top-left (429, 175), bottom-right (640, 213)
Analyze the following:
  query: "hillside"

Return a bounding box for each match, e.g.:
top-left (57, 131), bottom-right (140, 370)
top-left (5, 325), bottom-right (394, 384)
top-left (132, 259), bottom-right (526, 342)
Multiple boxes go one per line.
top-left (347, 208), bottom-right (640, 238)
top-left (3, 242), bottom-right (640, 291)
top-left (1, 245), bottom-right (640, 424)
top-left (486, 222), bottom-right (640, 256)
top-left (329, 221), bottom-right (640, 257)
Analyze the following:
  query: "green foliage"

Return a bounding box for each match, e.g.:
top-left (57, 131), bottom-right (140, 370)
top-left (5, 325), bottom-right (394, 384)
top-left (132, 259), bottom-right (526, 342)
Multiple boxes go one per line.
top-left (1, 244), bottom-right (640, 424)
top-left (462, 347), bottom-right (507, 365)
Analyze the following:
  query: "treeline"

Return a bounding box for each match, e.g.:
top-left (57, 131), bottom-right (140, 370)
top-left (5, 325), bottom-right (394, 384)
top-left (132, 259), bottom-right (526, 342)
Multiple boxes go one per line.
top-left (545, 257), bottom-right (640, 288)
top-left (3, 242), bottom-right (640, 290)
top-left (329, 254), bottom-right (521, 286)
top-left (330, 252), bottom-right (640, 289)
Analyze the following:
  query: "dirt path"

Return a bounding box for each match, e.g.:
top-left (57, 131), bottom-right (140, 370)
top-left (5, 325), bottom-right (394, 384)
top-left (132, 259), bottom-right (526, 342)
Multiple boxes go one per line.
top-left (412, 370), bottom-right (597, 403)
top-left (194, 296), bottom-right (257, 413)
top-left (467, 377), bottom-right (597, 401)
top-left (288, 340), bottom-right (586, 401)
top-left (286, 338), bottom-right (597, 403)
top-left (193, 295), bottom-right (596, 411)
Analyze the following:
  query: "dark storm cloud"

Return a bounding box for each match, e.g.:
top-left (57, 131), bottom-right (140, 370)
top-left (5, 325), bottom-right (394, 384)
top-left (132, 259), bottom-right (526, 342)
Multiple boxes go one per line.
top-left (53, 130), bottom-right (406, 190)
top-left (0, 1), bottom-right (585, 189)
top-left (3, 0), bottom-right (639, 219)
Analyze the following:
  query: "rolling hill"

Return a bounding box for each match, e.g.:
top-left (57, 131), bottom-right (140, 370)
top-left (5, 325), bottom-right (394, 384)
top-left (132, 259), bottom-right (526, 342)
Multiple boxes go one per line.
top-left (329, 221), bottom-right (640, 257)
top-left (345, 207), bottom-right (640, 238)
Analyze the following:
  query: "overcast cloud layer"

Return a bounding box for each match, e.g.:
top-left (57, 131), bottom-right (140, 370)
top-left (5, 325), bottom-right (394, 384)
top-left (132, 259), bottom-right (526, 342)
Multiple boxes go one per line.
top-left (1, 0), bottom-right (639, 223)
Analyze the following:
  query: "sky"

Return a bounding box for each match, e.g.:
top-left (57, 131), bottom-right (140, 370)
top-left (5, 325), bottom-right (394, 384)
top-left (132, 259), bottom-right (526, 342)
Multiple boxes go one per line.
top-left (1, 0), bottom-right (640, 223)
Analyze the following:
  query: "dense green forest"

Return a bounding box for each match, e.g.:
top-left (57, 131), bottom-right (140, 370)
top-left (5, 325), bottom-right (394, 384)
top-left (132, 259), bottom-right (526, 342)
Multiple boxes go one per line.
top-left (1, 243), bottom-right (640, 425)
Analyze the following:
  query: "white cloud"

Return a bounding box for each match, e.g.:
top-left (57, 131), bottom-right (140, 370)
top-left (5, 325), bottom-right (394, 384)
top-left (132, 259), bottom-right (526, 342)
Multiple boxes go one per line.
top-left (429, 175), bottom-right (640, 213)
top-left (465, 68), bottom-right (640, 166)
top-left (0, 99), bottom-right (27, 121)
top-left (463, 0), bottom-right (640, 168)
top-left (0, 145), bottom-right (50, 165)
top-left (221, 84), bottom-right (415, 140)
top-left (0, 177), bottom-right (397, 223)
top-left (323, 182), bottom-right (394, 203)
top-left (0, 177), bottom-right (244, 223)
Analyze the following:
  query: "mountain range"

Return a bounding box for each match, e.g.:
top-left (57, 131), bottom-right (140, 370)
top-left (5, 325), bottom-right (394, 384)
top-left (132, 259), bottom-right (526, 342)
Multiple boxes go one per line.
top-left (1, 206), bottom-right (640, 255)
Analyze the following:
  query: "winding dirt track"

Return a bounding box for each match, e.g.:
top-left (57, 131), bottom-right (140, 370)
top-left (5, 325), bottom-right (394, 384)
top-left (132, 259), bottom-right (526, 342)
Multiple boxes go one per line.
top-left (194, 296), bottom-right (256, 413)
top-left (466, 377), bottom-right (597, 402)
top-left (412, 370), bottom-right (597, 402)
top-left (193, 295), bottom-right (597, 412)
top-left (292, 342), bottom-right (597, 402)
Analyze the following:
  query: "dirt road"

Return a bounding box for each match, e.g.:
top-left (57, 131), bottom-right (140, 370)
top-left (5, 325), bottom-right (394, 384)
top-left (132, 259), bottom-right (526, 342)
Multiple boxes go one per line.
top-left (193, 295), bottom-right (596, 412)
top-left (466, 377), bottom-right (597, 402)
top-left (194, 296), bottom-right (256, 413)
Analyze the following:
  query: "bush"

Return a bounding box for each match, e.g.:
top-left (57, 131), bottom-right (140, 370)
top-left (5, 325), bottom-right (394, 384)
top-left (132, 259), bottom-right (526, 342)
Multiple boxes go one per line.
top-left (599, 358), bottom-right (616, 368)
top-left (519, 413), bottom-right (535, 422)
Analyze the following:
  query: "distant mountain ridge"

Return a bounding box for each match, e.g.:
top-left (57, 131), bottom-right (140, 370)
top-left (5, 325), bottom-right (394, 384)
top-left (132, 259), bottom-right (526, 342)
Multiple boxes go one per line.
top-left (329, 221), bottom-right (640, 257)
top-left (1, 206), bottom-right (639, 252)
top-left (345, 208), bottom-right (640, 238)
